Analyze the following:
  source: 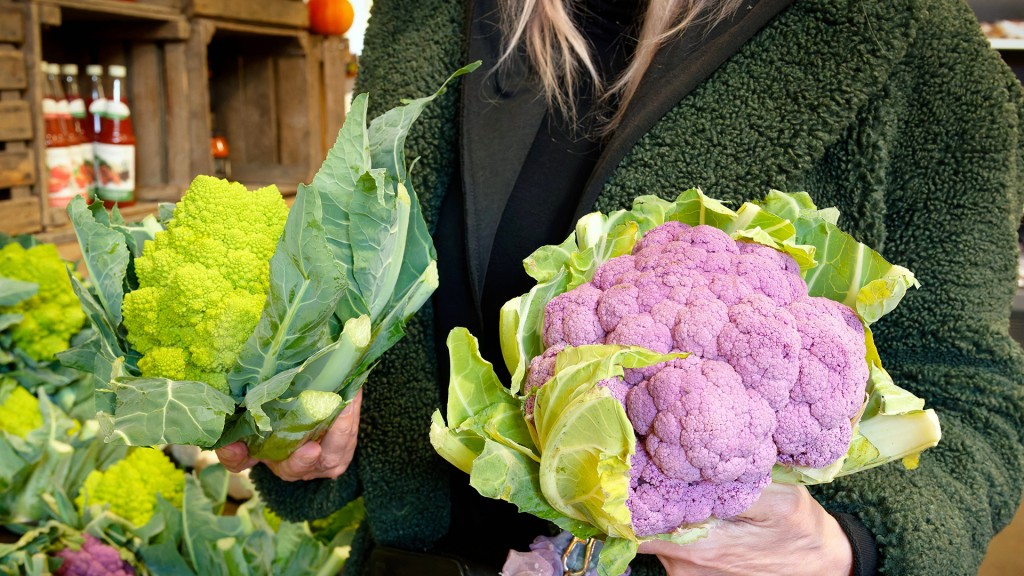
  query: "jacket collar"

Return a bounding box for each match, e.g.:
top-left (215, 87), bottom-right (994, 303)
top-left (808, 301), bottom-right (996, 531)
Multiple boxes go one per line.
top-left (459, 0), bottom-right (795, 302)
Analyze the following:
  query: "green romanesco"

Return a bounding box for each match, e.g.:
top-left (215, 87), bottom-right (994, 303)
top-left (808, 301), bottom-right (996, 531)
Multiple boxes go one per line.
top-left (75, 447), bottom-right (185, 527)
top-left (0, 382), bottom-right (42, 437)
top-left (0, 243), bottom-right (86, 362)
top-left (121, 175), bottom-right (289, 394)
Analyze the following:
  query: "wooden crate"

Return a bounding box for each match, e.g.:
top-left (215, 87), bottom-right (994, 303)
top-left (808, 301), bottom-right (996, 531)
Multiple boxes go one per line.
top-left (187, 17), bottom-right (328, 194)
top-left (188, 0), bottom-right (307, 29)
top-left (0, 1), bottom-right (42, 236)
top-left (30, 0), bottom-right (193, 227)
top-left (315, 35), bottom-right (355, 160)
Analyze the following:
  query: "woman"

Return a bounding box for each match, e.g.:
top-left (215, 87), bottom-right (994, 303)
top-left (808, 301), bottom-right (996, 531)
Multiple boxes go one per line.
top-left (219, 0), bottom-right (1024, 574)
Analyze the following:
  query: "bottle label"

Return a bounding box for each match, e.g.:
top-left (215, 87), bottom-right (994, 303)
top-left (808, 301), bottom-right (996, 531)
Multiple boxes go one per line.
top-left (77, 143), bottom-right (96, 197)
top-left (88, 97), bottom-right (107, 116)
top-left (103, 101), bottom-right (130, 120)
top-left (46, 146), bottom-right (84, 208)
top-left (68, 98), bottom-right (86, 119)
top-left (42, 98), bottom-right (58, 118)
top-left (94, 142), bottom-right (135, 201)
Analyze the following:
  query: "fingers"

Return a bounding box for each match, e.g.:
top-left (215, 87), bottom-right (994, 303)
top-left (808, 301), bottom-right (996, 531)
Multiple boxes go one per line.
top-left (215, 442), bottom-right (259, 473)
top-left (317, 389), bottom-right (362, 474)
top-left (265, 390), bottom-right (363, 482)
top-left (266, 441), bottom-right (325, 482)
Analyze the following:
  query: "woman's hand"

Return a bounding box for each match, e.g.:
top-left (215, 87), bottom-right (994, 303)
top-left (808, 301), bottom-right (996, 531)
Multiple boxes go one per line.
top-left (215, 388), bottom-right (363, 482)
top-left (638, 484), bottom-right (853, 576)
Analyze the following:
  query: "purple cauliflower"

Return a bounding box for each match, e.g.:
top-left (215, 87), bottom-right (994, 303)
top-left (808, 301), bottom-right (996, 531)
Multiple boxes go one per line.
top-left (501, 531), bottom-right (630, 576)
top-left (54, 534), bottom-right (135, 576)
top-left (527, 221), bottom-right (868, 537)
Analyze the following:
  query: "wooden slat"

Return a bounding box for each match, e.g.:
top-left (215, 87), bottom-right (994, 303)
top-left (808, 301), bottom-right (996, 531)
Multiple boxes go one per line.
top-left (0, 5), bottom-right (24, 44)
top-left (131, 42), bottom-right (165, 189)
top-left (276, 52), bottom-right (308, 169)
top-left (242, 56), bottom-right (278, 164)
top-left (23, 4), bottom-right (47, 224)
top-left (0, 101), bottom-right (31, 141)
top-left (190, 0), bottom-right (308, 28)
top-left (0, 149), bottom-right (33, 188)
top-left (163, 41), bottom-right (191, 187)
top-left (186, 19), bottom-right (213, 176)
top-left (0, 51), bottom-right (26, 90)
top-left (37, 0), bottom-right (181, 22)
top-left (0, 197), bottom-right (42, 235)
top-left (84, 20), bottom-right (189, 41)
top-left (320, 36), bottom-right (347, 157)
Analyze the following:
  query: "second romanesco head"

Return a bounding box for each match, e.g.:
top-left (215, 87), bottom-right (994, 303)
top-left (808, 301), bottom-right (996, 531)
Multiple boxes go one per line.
top-left (75, 446), bottom-right (185, 527)
top-left (121, 176), bottom-right (289, 394)
top-left (0, 242), bottom-right (86, 363)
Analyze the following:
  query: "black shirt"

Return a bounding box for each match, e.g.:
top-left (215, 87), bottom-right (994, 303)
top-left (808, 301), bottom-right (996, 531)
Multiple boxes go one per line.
top-left (431, 0), bottom-right (640, 568)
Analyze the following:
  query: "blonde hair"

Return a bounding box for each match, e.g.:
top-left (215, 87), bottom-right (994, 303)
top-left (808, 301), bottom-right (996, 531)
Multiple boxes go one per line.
top-left (497, 0), bottom-right (745, 132)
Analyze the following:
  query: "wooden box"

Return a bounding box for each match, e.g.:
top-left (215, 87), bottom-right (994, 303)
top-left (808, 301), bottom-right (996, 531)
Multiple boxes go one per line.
top-left (186, 17), bottom-right (326, 195)
top-left (0, 2), bottom-right (42, 236)
top-left (30, 0), bottom-right (194, 228)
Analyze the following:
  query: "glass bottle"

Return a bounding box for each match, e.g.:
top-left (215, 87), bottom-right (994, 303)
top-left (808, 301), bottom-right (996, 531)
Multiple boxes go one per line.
top-left (95, 64), bottom-right (137, 207)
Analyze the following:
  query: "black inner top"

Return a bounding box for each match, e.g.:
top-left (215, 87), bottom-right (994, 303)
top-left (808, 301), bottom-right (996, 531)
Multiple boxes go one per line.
top-left (431, 0), bottom-right (641, 567)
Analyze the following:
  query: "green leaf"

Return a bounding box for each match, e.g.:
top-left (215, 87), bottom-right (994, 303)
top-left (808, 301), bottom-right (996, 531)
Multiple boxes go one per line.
top-left (348, 174), bottom-right (408, 320)
top-left (0, 277), bottom-right (36, 307)
top-left (533, 345), bottom-right (683, 540)
top-left (229, 184), bottom-right (347, 395)
top-left (101, 376), bottom-right (236, 447)
top-left (756, 190), bottom-right (919, 324)
top-left (596, 538), bottom-right (639, 576)
top-left (469, 439), bottom-right (597, 537)
top-left (66, 196), bottom-right (130, 328)
top-left (180, 475), bottom-right (243, 573)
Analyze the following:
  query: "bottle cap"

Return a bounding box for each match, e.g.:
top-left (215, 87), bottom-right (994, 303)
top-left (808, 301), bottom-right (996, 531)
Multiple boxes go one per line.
top-left (108, 65), bottom-right (127, 78)
top-left (61, 63), bottom-right (78, 75)
top-left (46, 63), bottom-right (60, 75)
top-left (85, 64), bottom-right (103, 76)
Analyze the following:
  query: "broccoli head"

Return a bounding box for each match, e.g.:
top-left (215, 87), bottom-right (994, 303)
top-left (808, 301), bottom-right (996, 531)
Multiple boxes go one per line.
top-left (530, 221), bottom-right (868, 536)
top-left (0, 242), bottom-right (86, 363)
top-left (121, 176), bottom-right (289, 393)
top-left (75, 447), bottom-right (185, 527)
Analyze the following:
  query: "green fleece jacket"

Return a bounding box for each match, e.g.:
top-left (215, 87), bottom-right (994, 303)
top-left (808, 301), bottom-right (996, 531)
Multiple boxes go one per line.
top-left (252, 0), bottom-right (1024, 574)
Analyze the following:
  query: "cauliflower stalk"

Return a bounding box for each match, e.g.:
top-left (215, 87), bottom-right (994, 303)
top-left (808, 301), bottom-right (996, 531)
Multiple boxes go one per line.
top-left (64, 64), bottom-right (479, 459)
top-left (431, 189), bottom-right (940, 575)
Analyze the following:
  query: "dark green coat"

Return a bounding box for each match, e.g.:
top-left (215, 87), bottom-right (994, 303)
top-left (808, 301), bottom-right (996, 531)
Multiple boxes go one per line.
top-left (253, 0), bottom-right (1024, 574)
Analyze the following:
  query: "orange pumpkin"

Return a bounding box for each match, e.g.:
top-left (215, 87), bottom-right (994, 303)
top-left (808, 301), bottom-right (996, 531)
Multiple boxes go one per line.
top-left (308, 0), bottom-right (355, 36)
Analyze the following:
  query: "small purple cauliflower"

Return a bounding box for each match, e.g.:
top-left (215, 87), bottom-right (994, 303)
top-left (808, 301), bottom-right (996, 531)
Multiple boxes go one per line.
top-left (501, 531), bottom-right (630, 576)
top-left (54, 534), bottom-right (135, 576)
top-left (527, 221), bottom-right (868, 537)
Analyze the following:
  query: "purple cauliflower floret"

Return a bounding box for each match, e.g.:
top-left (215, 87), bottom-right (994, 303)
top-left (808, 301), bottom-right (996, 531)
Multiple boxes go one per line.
top-left (54, 534), bottom-right (135, 576)
top-left (625, 357), bottom-right (775, 534)
top-left (525, 222), bottom-right (869, 537)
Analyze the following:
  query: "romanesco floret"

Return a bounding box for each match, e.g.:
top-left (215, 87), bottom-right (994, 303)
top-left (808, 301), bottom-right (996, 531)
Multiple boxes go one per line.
top-left (528, 221), bottom-right (869, 536)
top-left (75, 447), bottom-right (185, 527)
top-left (0, 243), bottom-right (86, 362)
top-left (121, 176), bottom-right (289, 394)
top-left (0, 382), bottom-right (42, 437)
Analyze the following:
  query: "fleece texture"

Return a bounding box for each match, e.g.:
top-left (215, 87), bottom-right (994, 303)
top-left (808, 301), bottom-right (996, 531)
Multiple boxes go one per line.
top-left (251, 0), bottom-right (1024, 574)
